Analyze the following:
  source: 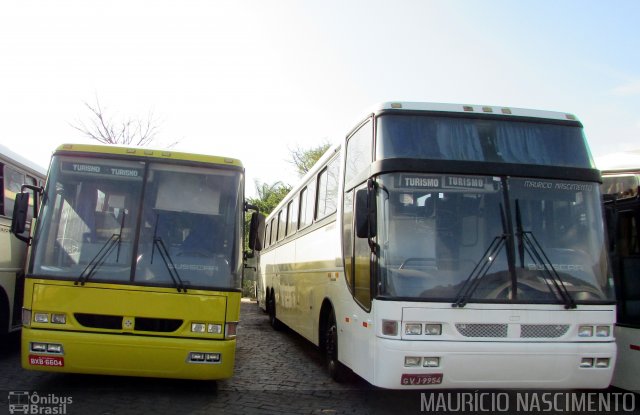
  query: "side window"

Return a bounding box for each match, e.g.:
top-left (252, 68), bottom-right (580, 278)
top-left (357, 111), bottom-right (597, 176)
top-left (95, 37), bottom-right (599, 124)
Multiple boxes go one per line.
top-left (264, 221), bottom-right (271, 248)
top-left (316, 157), bottom-right (340, 220)
top-left (299, 180), bottom-right (317, 230)
top-left (277, 210), bottom-right (287, 241)
top-left (269, 218), bottom-right (277, 246)
top-left (3, 165), bottom-right (26, 218)
top-left (344, 120), bottom-right (373, 189)
top-left (286, 197), bottom-right (298, 236)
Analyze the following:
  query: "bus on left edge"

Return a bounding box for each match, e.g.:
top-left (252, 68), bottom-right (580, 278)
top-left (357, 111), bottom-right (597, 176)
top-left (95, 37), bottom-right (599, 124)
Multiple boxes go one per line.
top-left (10, 143), bottom-right (264, 380)
top-left (1, 144), bottom-right (46, 341)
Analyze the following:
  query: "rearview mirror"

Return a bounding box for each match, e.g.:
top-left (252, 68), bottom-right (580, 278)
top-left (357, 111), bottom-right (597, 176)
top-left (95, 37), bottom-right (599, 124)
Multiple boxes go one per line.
top-left (11, 192), bottom-right (30, 242)
top-left (248, 212), bottom-right (265, 252)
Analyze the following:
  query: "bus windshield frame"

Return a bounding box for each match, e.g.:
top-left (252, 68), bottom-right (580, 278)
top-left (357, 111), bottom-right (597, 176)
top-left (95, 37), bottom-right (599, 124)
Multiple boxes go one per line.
top-left (30, 155), bottom-right (244, 291)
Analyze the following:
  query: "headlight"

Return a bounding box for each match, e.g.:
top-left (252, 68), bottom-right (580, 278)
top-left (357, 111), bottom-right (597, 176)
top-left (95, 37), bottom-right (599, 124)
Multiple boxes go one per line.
top-left (405, 323), bottom-right (422, 335)
top-left (595, 326), bottom-right (610, 337)
top-left (191, 323), bottom-right (206, 333)
top-left (51, 314), bottom-right (66, 324)
top-left (578, 325), bottom-right (593, 337)
top-left (404, 356), bottom-right (421, 367)
top-left (34, 313), bottom-right (49, 323)
top-left (424, 324), bottom-right (442, 335)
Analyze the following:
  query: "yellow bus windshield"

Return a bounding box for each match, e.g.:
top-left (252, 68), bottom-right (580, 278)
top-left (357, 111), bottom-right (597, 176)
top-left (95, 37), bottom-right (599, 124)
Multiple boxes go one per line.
top-left (31, 155), bottom-right (243, 291)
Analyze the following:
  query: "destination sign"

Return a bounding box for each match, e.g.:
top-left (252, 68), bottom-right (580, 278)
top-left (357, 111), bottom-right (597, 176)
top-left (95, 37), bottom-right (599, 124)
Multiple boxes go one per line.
top-left (61, 162), bottom-right (143, 178)
top-left (398, 175), bottom-right (489, 191)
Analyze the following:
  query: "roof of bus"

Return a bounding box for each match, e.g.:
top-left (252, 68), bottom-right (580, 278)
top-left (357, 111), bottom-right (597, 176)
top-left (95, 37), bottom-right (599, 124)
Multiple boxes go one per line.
top-left (373, 102), bottom-right (580, 122)
top-left (597, 149), bottom-right (640, 173)
top-left (54, 143), bottom-right (243, 168)
top-left (0, 143), bottom-right (47, 178)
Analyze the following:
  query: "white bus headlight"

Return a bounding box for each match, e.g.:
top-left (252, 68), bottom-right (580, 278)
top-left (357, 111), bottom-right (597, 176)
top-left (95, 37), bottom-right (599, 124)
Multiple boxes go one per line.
top-left (404, 356), bottom-right (421, 367)
top-left (578, 325), bottom-right (593, 337)
top-left (580, 358), bottom-right (594, 368)
top-left (423, 357), bottom-right (440, 368)
top-left (595, 358), bottom-right (610, 368)
top-left (51, 314), bottom-right (66, 324)
top-left (405, 323), bottom-right (422, 335)
top-left (207, 324), bottom-right (222, 334)
top-left (595, 326), bottom-right (610, 337)
top-left (424, 324), bottom-right (442, 335)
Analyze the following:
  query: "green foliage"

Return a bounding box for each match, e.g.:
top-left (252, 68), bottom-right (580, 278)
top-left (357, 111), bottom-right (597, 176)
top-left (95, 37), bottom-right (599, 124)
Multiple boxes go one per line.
top-left (247, 181), bottom-right (292, 216)
top-left (289, 142), bottom-right (331, 177)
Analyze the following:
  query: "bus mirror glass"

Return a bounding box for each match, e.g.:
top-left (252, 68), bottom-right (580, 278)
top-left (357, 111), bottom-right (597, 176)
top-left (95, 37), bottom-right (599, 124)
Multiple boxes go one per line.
top-left (11, 192), bottom-right (30, 236)
top-left (355, 188), bottom-right (376, 238)
top-left (249, 212), bottom-right (265, 252)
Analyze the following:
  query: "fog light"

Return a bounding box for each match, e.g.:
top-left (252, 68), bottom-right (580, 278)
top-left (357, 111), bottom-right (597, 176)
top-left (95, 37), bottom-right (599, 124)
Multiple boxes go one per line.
top-left (404, 356), bottom-right (421, 367)
top-left (46, 344), bottom-right (63, 354)
top-left (595, 358), bottom-right (610, 368)
top-left (382, 320), bottom-right (398, 336)
top-left (31, 343), bottom-right (47, 352)
top-left (595, 326), bottom-right (610, 337)
top-left (207, 324), bottom-right (222, 334)
top-left (189, 352), bottom-right (205, 362)
top-left (205, 353), bottom-right (221, 362)
top-left (578, 325), bottom-right (593, 337)
top-left (191, 323), bottom-right (206, 333)
top-left (51, 314), bottom-right (66, 324)
top-left (425, 324), bottom-right (442, 335)
top-left (34, 313), bottom-right (49, 323)
top-left (580, 358), bottom-right (594, 368)
top-left (405, 323), bottom-right (422, 335)
top-left (423, 357), bottom-right (440, 368)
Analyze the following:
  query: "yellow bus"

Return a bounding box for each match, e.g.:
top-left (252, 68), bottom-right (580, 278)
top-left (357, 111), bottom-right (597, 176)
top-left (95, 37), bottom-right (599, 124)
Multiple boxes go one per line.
top-left (11, 143), bottom-right (263, 379)
top-left (1, 144), bottom-right (46, 339)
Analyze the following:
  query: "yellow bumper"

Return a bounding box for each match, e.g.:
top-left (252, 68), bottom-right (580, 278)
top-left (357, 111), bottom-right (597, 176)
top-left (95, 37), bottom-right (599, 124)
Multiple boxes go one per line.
top-left (22, 328), bottom-right (236, 380)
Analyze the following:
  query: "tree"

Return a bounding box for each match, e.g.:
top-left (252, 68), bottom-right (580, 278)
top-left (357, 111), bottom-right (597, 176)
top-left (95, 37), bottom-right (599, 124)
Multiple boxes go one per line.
top-left (71, 95), bottom-right (175, 147)
top-left (289, 142), bottom-right (331, 177)
top-left (246, 180), bottom-right (292, 216)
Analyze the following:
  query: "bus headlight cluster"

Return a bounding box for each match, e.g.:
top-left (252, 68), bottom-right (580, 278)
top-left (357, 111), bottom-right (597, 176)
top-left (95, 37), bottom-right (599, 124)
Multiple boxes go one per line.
top-left (187, 352), bottom-right (221, 364)
top-left (580, 357), bottom-right (610, 368)
top-left (30, 342), bottom-right (64, 355)
top-left (404, 323), bottom-right (442, 336)
top-left (191, 322), bottom-right (223, 334)
top-left (32, 311), bottom-right (67, 325)
top-left (404, 356), bottom-right (440, 367)
top-left (578, 325), bottom-right (611, 337)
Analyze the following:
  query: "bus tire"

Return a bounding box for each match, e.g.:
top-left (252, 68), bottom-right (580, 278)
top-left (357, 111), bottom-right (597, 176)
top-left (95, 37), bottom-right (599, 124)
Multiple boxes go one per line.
top-left (325, 308), bottom-right (348, 382)
top-left (267, 290), bottom-right (283, 331)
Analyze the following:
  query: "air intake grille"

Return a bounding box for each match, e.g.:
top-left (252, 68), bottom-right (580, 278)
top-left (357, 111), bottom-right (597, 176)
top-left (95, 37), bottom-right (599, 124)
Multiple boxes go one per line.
top-left (455, 323), bottom-right (508, 338)
top-left (521, 324), bottom-right (569, 338)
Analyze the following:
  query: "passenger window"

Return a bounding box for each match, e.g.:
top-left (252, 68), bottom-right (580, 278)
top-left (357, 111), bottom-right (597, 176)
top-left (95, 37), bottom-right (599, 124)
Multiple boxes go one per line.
top-left (269, 218), bottom-right (277, 245)
top-left (264, 222), bottom-right (271, 248)
top-left (3, 165), bottom-right (26, 218)
top-left (345, 120), bottom-right (373, 189)
top-left (316, 157), bottom-right (339, 219)
top-left (299, 180), bottom-right (317, 230)
top-left (277, 210), bottom-right (287, 241)
top-left (286, 198), bottom-right (298, 236)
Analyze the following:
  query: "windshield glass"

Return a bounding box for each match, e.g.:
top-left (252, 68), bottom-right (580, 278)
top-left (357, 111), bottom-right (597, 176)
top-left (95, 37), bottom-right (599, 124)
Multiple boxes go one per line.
top-left (601, 174), bottom-right (639, 199)
top-left (31, 156), bottom-right (243, 290)
top-left (376, 114), bottom-right (593, 168)
top-left (376, 173), bottom-right (614, 303)
top-left (134, 163), bottom-right (243, 290)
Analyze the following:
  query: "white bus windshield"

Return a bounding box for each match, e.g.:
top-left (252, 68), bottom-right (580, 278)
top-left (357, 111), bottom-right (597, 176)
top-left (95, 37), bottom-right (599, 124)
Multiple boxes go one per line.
top-left (31, 156), bottom-right (243, 290)
top-left (377, 115), bottom-right (593, 168)
top-left (376, 173), bottom-right (614, 303)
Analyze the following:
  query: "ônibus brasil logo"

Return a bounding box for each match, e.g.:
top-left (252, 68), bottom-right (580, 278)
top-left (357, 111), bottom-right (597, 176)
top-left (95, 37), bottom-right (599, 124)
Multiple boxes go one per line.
top-left (8, 391), bottom-right (72, 415)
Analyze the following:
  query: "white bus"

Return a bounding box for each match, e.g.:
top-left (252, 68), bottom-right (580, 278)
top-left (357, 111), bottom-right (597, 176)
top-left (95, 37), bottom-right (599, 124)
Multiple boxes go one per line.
top-left (599, 151), bottom-right (640, 392)
top-left (1, 144), bottom-right (46, 339)
top-left (258, 102), bottom-right (616, 389)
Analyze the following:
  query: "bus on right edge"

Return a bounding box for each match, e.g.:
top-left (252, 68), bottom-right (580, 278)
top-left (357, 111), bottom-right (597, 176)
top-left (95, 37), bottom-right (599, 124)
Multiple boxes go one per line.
top-left (600, 152), bottom-right (640, 392)
top-left (259, 102), bottom-right (616, 389)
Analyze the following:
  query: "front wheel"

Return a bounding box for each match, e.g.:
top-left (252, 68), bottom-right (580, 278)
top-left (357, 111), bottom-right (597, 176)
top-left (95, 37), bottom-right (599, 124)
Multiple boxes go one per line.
top-left (325, 309), bottom-right (349, 382)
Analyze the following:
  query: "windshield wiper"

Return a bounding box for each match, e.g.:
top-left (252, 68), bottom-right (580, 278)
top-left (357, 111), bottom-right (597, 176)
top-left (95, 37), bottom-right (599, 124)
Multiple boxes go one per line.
top-left (75, 211), bottom-right (127, 286)
top-left (453, 204), bottom-right (508, 308)
top-left (151, 214), bottom-right (186, 293)
top-left (514, 200), bottom-right (576, 309)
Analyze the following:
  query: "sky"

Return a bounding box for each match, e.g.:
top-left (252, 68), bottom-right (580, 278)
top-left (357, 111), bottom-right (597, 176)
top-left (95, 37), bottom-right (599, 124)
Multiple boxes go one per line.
top-left (1, 0), bottom-right (639, 197)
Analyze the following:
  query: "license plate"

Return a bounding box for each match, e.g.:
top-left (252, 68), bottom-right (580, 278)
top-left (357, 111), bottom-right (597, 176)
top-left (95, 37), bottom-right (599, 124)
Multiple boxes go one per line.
top-left (401, 373), bottom-right (443, 386)
top-left (29, 354), bottom-right (65, 367)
